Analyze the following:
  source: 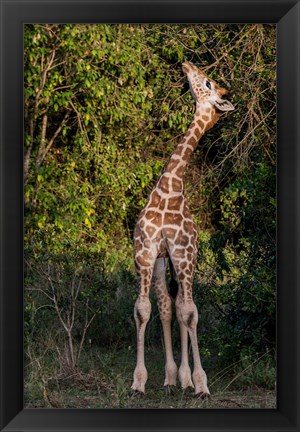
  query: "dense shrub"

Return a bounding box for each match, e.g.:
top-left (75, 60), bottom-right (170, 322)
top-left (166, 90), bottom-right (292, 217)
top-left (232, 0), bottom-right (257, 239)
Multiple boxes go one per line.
top-left (24, 24), bottom-right (276, 369)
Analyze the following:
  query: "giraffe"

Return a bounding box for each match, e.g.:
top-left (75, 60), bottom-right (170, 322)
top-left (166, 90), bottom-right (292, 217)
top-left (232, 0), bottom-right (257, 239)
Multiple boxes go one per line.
top-left (131, 61), bottom-right (234, 397)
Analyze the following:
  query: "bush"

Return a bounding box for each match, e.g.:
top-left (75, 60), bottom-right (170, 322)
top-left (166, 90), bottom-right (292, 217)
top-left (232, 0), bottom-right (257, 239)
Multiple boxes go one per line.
top-left (24, 23), bottom-right (276, 376)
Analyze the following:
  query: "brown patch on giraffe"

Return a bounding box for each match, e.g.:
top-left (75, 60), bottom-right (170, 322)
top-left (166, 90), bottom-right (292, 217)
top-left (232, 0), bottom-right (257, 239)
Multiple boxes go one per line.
top-left (162, 227), bottom-right (177, 238)
top-left (144, 239), bottom-right (151, 248)
top-left (180, 261), bottom-right (187, 270)
top-left (135, 253), bottom-right (152, 267)
top-left (175, 235), bottom-right (189, 247)
top-left (185, 267), bottom-right (192, 276)
top-left (144, 210), bottom-right (163, 227)
top-left (145, 210), bottom-right (156, 220)
top-left (186, 245), bottom-right (194, 253)
top-left (176, 165), bottom-right (185, 177)
top-left (173, 248), bottom-right (185, 259)
top-left (135, 240), bottom-right (143, 253)
top-left (197, 119), bottom-right (205, 129)
top-left (173, 145), bottom-right (185, 157)
top-left (143, 273), bottom-right (151, 284)
top-left (183, 220), bottom-right (194, 232)
top-left (206, 112), bottom-right (221, 131)
top-left (164, 212), bottom-right (183, 226)
top-left (187, 253), bottom-right (193, 261)
top-left (183, 206), bottom-right (192, 218)
top-left (154, 230), bottom-right (163, 242)
top-left (177, 271), bottom-right (186, 282)
top-left (194, 127), bottom-right (201, 139)
top-left (135, 235), bottom-right (143, 245)
top-left (172, 178), bottom-right (183, 192)
top-left (167, 159), bottom-right (180, 172)
top-left (145, 225), bottom-right (156, 237)
top-left (148, 190), bottom-right (161, 207)
top-left (167, 196), bottom-right (182, 211)
top-left (188, 136), bottom-right (196, 146)
top-left (139, 219), bottom-right (145, 229)
top-left (135, 263), bottom-right (141, 275)
top-left (155, 290), bottom-right (163, 299)
top-left (186, 276), bottom-right (193, 285)
top-left (161, 294), bottom-right (167, 303)
top-left (136, 309), bottom-right (144, 325)
top-left (185, 130), bottom-right (191, 137)
top-left (182, 148), bottom-right (193, 161)
top-left (153, 212), bottom-right (162, 227)
top-left (158, 176), bottom-right (170, 193)
top-left (159, 199), bottom-right (166, 211)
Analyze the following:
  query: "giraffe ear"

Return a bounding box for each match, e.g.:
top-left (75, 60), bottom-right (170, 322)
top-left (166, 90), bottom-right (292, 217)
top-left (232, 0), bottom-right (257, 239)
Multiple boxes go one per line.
top-left (214, 98), bottom-right (235, 112)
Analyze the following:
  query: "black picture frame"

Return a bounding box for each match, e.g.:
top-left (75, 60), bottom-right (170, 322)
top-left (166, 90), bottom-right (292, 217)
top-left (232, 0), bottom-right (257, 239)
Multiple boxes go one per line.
top-left (0, 0), bottom-right (299, 431)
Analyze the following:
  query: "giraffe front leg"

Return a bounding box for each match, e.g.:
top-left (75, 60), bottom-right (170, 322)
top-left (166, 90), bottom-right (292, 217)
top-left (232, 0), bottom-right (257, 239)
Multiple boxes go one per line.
top-left (131, 294), bottom-right (152, 393)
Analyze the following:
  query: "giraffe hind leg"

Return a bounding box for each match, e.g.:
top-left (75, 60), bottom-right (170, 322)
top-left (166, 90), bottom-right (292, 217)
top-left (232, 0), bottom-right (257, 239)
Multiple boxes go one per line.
top-left (152, 257), bottom-right (178, 388)
top-left (165, 254), bottom-right (194, 390)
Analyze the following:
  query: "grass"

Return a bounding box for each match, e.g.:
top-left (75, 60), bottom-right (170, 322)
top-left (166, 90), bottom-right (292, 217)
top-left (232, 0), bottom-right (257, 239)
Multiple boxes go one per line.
top-left (24, 344), bottom-right (276, 409)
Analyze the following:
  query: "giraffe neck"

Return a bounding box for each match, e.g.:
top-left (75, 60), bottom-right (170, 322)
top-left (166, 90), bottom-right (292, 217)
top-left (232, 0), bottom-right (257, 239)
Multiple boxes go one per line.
top-left (157, 104), bottom-right (220, 195)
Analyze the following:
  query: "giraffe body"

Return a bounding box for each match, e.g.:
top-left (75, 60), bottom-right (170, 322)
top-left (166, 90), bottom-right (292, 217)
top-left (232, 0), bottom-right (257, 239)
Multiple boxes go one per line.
top-left (132, 61), bottom-right (234, 396)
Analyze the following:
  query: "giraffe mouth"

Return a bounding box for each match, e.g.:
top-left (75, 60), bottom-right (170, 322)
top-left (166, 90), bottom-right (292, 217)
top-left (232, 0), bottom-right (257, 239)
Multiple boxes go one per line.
top-left (188, 82), bottom-right (198, 102)
top-left (213, 97), bottom-right (235, 112)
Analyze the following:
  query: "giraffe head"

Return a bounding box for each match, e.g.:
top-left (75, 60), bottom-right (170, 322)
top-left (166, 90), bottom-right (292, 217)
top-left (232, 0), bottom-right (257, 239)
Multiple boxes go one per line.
top-left (182, 61), bottom-right (234, 113)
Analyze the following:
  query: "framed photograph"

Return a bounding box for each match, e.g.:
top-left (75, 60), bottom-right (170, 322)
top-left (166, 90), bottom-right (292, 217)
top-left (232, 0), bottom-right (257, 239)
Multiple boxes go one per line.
top-left (1, 0), bottom-right (299, 431)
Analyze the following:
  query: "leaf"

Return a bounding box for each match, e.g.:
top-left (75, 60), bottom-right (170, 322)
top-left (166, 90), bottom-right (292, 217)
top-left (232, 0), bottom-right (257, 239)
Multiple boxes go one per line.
top-left (84, 218), bottom-right (92, 229)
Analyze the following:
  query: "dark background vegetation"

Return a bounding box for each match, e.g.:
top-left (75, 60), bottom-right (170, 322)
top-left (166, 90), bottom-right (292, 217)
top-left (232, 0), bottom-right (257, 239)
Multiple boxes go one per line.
top-left (24, 24), bottom-right (276, 408)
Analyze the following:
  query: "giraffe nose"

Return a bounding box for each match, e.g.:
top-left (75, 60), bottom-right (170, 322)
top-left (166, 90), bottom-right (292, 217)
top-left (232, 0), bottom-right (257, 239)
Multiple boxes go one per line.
top-left (182, 62), bottom-right (190, 74)
top-left (182, 61), bottom-right (194, 74)
top-left (219, 88), bottom-right (233, 100)
top-left (224, 91), bottom-right (233, 100)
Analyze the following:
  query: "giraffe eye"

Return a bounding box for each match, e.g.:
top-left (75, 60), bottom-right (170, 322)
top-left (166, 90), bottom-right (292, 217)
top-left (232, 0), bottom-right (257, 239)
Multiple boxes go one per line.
top-left (206, 80), bottom-right (211, 90)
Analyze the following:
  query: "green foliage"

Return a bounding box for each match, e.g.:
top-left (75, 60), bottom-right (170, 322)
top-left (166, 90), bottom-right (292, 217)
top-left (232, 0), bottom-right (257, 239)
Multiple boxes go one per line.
top-left (24, 24), bottom-right (276, 381)
top-left (236, 351), bottom-right (276, 390)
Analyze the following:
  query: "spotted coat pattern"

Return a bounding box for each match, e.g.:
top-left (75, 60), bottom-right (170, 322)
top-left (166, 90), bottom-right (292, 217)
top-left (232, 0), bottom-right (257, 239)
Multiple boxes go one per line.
top-left (131, 61), bottom-right (234, 396)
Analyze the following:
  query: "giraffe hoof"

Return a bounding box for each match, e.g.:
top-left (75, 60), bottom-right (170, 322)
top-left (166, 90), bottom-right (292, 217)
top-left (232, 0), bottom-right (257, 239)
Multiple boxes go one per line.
top-left (164, 384), bottom-right (176, 395)
top-left (130, 388), bottom-right (144, 398)
top-left (182, 385), bottom-right (195, 394)
top-left (195, 391), bottom-right (211, 400)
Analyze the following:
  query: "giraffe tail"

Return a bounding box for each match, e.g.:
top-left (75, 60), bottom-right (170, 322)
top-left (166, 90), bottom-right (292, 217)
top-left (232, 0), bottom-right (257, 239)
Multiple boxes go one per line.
top-left (168, 259), bottom-right (178, 299)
